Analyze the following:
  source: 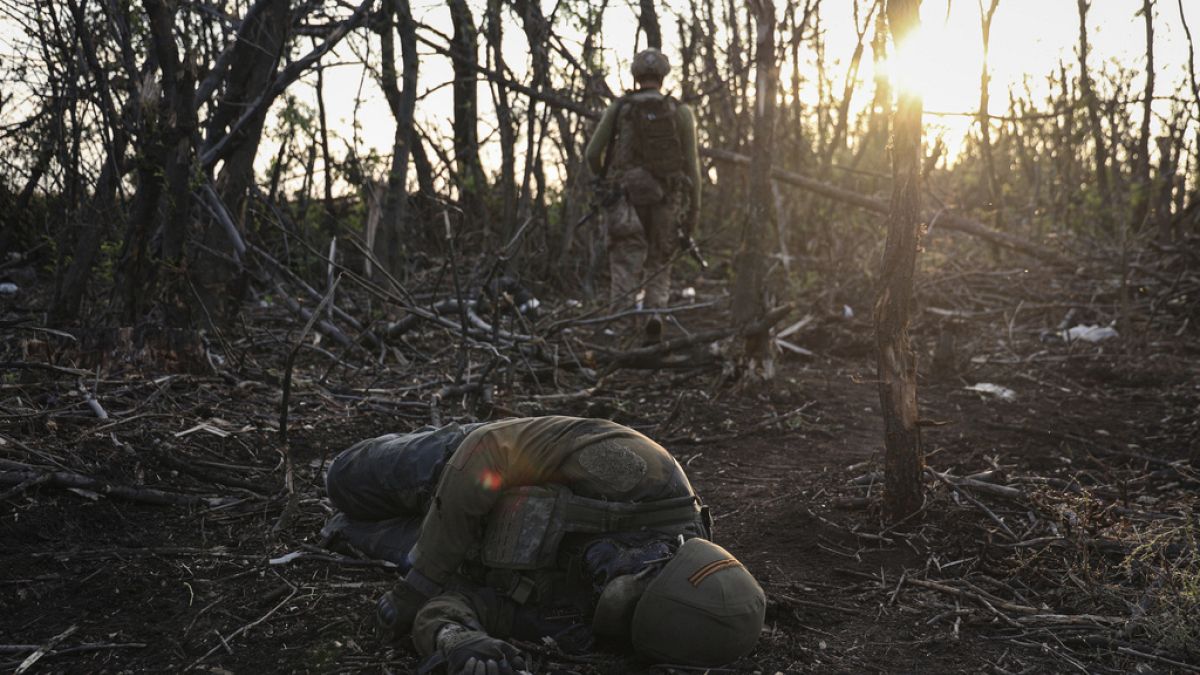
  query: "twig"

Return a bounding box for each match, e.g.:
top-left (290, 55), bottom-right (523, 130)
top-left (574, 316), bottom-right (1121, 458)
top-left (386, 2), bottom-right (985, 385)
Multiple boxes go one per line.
top-left (187, 586), bottom-right (299, 670)
top-left (273, 276), bottom-right (341, 537)
top-left (1116, 646), bottom-right (1200, 672)
top-left (0, 470), bottom-right (235, 507)
top-left (0, 472), bottom-right (52, 501)
top-left (927, 468), bottom-right (1018, 540)
top-left (14, 624), bottom-right (77, 675)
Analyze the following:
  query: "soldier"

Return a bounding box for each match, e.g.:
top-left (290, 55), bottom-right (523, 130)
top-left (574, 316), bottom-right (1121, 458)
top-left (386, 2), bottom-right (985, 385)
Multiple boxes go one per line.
top-left (323, 416), bottom-right (765, 674)
top-left (585, 48), bottom-right (702, 343)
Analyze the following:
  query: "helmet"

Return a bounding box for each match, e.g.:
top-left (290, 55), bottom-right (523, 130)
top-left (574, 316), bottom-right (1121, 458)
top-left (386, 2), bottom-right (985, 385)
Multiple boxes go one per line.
top-left (631, 48), bottom-right (671, 80)
top-left (629, 539), bottom-right (766, 666)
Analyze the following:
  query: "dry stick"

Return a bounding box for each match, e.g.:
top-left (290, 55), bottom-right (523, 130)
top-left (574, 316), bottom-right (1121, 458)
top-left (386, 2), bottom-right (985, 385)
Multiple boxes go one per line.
top-left (0, 473), bottom-right (52, 501)
top-left (0, 470), bottom-right (232, 507)
top-left (600, 304), bottom-right (794, 372)
top-left (272, 276), bottom-right (341, 537)
top-left (249, 241), bottom-right (379, 347)
top-left (187, 586), bottom-right (299, 670)
top-left (0, 643), bottom-right (146, 657)
top-left (1116, 646), bottom-right (1200, 673)
top-left (927, 467), bottom-right (1018, 540)
top-left (702, 147), bottom-right (1073, 268)
top-left (904, 577), bottom-right (1122, 625)
top-left (14, 625), bottom-right (77, 675)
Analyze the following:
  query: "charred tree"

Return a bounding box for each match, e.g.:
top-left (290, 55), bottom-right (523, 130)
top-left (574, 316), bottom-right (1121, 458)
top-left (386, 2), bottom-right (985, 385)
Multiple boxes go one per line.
top-left (731, 0), bottom-right (778, 380)
top-left (447, 0), bottom-right (488, 227)
top-left (639, 0), bottom-right (663, 49)
top-left (977, 0), bottom-right (1002, 234)
top-left (1133, 0), bottom-right (1155, 229)
top-left (376, 0), bottom-right (420, 277)
top-left (877, 0), bottom-right (924, 520)
top-left (1076, 0), bottom-right (1113, 230)
top-left (486, 0), bottom-right (517, 240)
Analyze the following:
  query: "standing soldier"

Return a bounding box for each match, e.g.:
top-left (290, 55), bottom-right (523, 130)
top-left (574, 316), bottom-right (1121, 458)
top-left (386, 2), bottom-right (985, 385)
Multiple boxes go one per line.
top-left (585, 48), bottom-right (702, 343)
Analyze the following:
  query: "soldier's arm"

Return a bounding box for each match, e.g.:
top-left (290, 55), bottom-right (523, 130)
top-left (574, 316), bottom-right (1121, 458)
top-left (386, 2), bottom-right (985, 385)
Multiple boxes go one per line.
top-left (585, 100), bottom-right (621, 176)
top-left (677, 103), bottom-right (702, 233)
top-left (412, 592), bottom-right (485, 658)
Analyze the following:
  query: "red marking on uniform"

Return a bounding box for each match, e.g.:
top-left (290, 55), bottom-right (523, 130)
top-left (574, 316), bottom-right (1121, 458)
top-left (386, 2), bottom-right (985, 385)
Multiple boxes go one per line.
top-left (479, 469), bottom-right (503, 491)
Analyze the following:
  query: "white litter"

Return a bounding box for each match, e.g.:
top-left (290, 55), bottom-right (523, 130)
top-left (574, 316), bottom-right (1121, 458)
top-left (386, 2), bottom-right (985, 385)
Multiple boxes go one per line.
top-left (174, 422), bottom-right (231, 438)
top-left (0, 282), bottom-right (18, 296)
top-left (681, 286), bottom-right (696, 300)
top-left (1061, 324), bottom-right (1119, 342)
top-left (842, 305), bottom-right (855, 319)
top-left (964, 383), bottom-right (1017, 402)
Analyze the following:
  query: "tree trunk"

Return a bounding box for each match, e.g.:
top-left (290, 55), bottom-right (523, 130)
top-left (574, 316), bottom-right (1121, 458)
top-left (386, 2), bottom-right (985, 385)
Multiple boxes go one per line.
top-left (1076, 0), bottom-right (1113, 231)
top-left (639, 0), bottom-right (663, 49)
top-left (447, 0), bottom-right (487, 227)
top-left (487, 0), bottom-right (517, 241)
top-left (731, 0), bottom-right (777, 380)
top-left (1132, 0), bottom-right (1155, 229)
top-left (377, 0), bottom-right (420, 278)
top-left (877, 0), bottom-right (924, 520)
top-left (201, 0), bottom-right (290, 325)
top-left (978, 0), bottom-right (1002, 238)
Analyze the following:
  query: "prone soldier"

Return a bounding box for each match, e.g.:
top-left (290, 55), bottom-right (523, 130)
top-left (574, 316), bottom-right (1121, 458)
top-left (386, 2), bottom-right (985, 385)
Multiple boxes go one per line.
top-left (323, 416), bottom-right (765, 674)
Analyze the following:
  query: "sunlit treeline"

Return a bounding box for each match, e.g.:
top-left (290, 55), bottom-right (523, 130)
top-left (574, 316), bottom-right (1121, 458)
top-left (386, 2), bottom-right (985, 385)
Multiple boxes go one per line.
top-left (0, 0), bottom-right (1196, 329)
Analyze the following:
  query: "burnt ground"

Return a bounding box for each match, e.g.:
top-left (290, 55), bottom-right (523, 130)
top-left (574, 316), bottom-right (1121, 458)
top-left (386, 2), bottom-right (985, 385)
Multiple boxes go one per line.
top-left (2, 256), bottom-right (1199, 674)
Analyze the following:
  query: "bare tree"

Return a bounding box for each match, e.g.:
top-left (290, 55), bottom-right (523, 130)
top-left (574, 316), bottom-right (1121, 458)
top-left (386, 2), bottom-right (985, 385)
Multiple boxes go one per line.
top-left (1076, 0), bottom-right (1113, 230)
top-left (376, 0), bottom-right (419, 277)
top-left (877, 0), bottom-right (924, 520)
top-left (977, 0), bottom-right (1001, 232)
top-left (639, 0), bottom-right (663, 49)
top-left (1132, 0), bottom-right (1156, 228)
top-left (731, 0), bottom-right (778, 380)
top-left (447, 0), bottom-right (488, 226)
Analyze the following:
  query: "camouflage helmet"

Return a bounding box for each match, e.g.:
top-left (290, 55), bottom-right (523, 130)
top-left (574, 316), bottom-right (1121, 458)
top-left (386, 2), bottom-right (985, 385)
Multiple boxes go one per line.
top-left (629, 539), bottom-right (766, 666)
top-left (631, 48), bottom-right (671, 80)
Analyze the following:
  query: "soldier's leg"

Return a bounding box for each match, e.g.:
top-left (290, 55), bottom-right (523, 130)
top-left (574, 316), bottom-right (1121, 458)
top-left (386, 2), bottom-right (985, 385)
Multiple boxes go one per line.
top-left (323, 423), bottom-right (484, 565)
top-left (606, 199), bottom-right (648, 309)
top-left (641, 200), bottom-right (677, 310)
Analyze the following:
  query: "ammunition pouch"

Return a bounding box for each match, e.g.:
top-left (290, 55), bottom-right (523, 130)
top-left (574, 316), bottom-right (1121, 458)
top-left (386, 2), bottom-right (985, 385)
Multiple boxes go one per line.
top-left (481, 485), bottom-right (707, 572)
top-left (619, 166), bottom-right (666, 206)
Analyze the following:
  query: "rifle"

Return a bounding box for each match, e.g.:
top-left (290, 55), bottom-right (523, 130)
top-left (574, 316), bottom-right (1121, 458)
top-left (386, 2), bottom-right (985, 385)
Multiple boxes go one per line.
top-left (678, 230), bottom-right (709, 270)
top-left (573, 204), bottom-right (601, 230)
top-left (573, 181), bottom-right (622, 230)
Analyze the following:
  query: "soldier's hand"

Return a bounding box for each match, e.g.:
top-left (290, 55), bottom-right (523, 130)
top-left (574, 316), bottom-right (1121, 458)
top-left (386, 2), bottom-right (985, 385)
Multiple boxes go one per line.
top-left (376, 570), bottom-right (440, 642)
top-left (443, 631), bottom-right (527, 675)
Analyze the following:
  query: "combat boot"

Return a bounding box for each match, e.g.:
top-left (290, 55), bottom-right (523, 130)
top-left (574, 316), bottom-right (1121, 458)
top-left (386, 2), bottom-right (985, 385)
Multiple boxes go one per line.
top-left (643, 315), bottom-right (664, 345)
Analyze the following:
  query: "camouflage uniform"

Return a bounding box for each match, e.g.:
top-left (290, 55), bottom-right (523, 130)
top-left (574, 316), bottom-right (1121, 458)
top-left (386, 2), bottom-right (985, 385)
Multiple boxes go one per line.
top-left (585, 50), bottom-right (702, 320)
top-left (324, 416), bottom-right (764, 668)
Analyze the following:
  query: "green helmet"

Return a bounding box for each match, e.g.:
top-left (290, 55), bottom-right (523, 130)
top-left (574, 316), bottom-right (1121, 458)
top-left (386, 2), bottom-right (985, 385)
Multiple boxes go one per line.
top-left (631, 48), bottom-right (671, 80)
top-left (629, 539), bottom-right (766, 666)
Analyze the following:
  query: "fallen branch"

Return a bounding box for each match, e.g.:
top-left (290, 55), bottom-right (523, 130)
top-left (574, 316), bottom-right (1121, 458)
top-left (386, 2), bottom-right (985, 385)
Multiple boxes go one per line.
top-left (703, 147), bottom-right (1073, 268)
top-left (600, 304), bottom-right (793, 372)
top-left (0, 470), bottom-right (234, 507)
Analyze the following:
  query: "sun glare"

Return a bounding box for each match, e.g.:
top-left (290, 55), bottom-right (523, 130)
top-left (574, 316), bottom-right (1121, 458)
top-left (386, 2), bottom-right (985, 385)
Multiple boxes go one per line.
top-left (882, 12), bottom-right (987, 112)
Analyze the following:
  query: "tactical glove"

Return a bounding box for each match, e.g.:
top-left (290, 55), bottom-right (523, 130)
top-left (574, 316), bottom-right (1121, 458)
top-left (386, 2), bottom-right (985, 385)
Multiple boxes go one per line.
top-left (441, 629), bottom-right (527, 675)
top-left (376, 570), bottom-right (441, 643)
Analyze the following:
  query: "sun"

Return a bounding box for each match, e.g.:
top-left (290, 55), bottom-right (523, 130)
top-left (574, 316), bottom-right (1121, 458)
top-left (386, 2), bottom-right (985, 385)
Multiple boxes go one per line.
top-left (878, 11), bottom-right (988, 114)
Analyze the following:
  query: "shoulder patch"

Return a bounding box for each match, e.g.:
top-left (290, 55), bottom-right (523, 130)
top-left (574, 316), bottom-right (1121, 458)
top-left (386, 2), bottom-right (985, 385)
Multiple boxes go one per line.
top-left (578, 441), bottom-right (648, 494)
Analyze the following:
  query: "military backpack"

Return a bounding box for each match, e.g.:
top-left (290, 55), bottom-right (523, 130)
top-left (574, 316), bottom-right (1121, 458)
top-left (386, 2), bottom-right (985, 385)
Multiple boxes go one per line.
top-left (628, 94), bottom-right (685, 179)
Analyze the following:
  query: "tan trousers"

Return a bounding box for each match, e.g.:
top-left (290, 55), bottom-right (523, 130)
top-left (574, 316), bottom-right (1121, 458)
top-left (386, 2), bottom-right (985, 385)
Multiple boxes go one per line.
top-left (606, 196), bottom-right (679, 310)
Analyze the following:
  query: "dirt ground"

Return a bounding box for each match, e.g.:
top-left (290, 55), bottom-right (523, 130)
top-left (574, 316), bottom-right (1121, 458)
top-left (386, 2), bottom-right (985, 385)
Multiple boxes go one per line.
top-left (2, 264), bottom-right (1199, 674)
